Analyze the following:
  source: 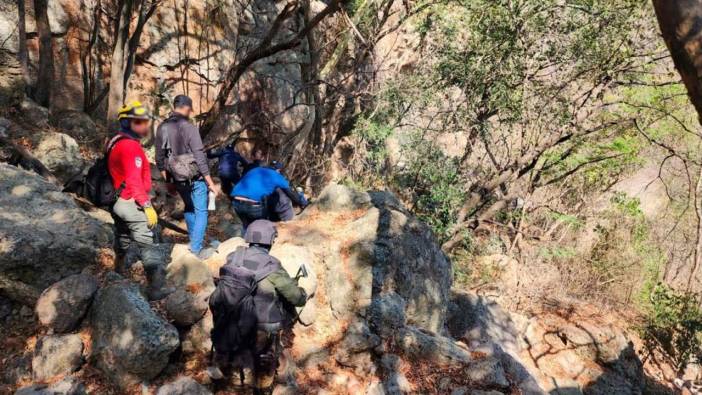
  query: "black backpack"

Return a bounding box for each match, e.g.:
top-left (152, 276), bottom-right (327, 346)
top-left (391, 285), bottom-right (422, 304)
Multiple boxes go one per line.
top-left (83, 135), bottom-right (126, 208)
top-left (209, 247), bottom-right (276, 355)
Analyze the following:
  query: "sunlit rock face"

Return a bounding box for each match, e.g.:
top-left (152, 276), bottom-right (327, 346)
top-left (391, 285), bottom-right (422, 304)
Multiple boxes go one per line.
top-left (0, 163), bottom-right (112, 300)
top-left (0, 0), bottom-right (316, 156)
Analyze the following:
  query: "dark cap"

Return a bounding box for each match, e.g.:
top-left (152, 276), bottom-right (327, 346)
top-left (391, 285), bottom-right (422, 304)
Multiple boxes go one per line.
top-left (173, 95), bottom-right (193, 109)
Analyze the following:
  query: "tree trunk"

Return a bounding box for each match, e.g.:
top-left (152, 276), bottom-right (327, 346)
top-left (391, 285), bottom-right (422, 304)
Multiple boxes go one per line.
top-left (17, 0), bottom-right (29, 88)
top-left (32, 0), bottom-right (53, 107)
top-left (652, 0), bottom-right (702, 124)
top-left (107, 0), bottom-right (133, 122)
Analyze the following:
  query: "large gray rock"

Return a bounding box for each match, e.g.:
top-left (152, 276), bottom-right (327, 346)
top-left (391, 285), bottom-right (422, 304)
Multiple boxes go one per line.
top-left (368, 292), bottom-right (406, 338)
top-left (0, 164), bottom-right (112, 300)
top-left (3, 352), bottom-right (31, 385)
top-left (155, 376), bottom-right (212, 395)
top-left (293, 184), bottom-right (452, 334)
top-left (32, 334), bottom-right (84, 381)
top-left (89, 280), bottom-right (179, 388)
top-left (182, 310), bottom-right (213, 355)
top-left (33, 132), bottom-right (85, 181)
top-left (35, 274), bottom-right (98, 333)
top-left (312, 183), bottom-right (372, 212)
top-left (49, 111), bottom-right (98, 142)
top-left (166, 254), bottom-right (215, 293)
top-left (15, 376), bottom-right (86, 395)
top-left (18, 98), bottom-right (49, 128)
top-left (165, 288), bottom-right (208, 327)
top-left (396, 326), bottom-right (473, 366)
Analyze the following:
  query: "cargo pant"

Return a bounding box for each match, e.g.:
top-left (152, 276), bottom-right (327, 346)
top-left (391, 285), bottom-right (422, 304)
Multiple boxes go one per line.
top-left (111, 198), bottom-right (162, 270)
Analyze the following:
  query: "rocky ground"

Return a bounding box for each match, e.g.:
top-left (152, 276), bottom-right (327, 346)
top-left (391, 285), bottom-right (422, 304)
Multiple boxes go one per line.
top-left (0, 105), bottom-right (684, 394)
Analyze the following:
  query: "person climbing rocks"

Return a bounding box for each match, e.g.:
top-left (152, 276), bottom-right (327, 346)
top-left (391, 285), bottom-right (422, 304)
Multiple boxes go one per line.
top-left (108, 100), bottom-right (174, 301)
top-left (207, 142), bottom-right (249, 197)
top-left (209, 220), bottom-right (307, 394)
top-left (267, 161), bottom-right (305, 222)
top-left (155, 95), bottom-right (222, 260)
top-left (231, 161), bottom-right (306, 230)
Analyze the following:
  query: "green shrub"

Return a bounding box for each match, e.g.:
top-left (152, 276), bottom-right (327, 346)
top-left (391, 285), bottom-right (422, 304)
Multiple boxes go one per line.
top-left (640, 284), bottom-right (702, 372)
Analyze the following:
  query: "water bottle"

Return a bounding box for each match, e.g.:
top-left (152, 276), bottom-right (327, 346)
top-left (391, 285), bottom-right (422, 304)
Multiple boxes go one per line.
top-left (208, 190), bottom-right (216, 211)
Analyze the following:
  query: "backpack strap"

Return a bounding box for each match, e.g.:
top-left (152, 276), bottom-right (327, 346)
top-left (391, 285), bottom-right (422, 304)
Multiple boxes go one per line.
top-left (161, 117), bottom-right (184, 159)
top-left (161, 120), bottom-right (173, 158)
top-left (106, 135), bottom-right (128, 197)
top-left (227, 246), bottom-right (247, 268)
top-left (227, 246), bottom-right (279, 283)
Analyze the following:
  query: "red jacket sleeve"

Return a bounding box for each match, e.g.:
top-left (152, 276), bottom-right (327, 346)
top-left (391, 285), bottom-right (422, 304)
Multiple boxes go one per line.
top-left (115, 140), bottom-right (151, 206)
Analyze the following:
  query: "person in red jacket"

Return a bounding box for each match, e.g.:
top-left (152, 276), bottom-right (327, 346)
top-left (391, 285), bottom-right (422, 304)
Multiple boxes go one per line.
top-left (108, 101), bottom-right (173, 300)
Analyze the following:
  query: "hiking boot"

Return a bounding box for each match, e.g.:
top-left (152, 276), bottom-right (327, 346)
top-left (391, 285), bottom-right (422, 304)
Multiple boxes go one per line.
top-left (114, 253), bottom-right (128, 275)
top-left (144, 264), bottom-right (175, 301)
top-left (197, 246), bottom-right (217, 260)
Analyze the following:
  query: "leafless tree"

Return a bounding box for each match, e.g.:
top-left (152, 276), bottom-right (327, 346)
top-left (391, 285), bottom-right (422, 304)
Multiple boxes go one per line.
top-left (106, 0), bottom-right (161, 121)
top-left (198, 0), bottom-right (345, 137)
top-left (32, 0), bottom-right (53, 107)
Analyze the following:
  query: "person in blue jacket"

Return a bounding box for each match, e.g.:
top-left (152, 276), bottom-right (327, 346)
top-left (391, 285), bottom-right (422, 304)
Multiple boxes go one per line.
top-left (231, 164), bottom-right (306, 229)
top-left (207, 143), bottom-right (249, 196)
top-left (267, 161), bottom-right (308, 222)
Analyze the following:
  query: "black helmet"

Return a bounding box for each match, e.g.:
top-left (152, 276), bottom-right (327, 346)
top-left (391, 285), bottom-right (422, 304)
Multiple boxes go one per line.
top-left (245, 220), bottom-right (278, 246)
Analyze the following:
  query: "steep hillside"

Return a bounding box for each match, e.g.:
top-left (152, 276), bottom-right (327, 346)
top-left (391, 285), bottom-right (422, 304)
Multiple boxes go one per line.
top-left (3, 0), bottom-right (702, 393)
top-left (0, 179), bottom-right (662, 394)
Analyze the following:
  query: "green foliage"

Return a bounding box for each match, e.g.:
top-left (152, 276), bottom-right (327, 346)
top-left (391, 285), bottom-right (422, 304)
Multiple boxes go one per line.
top-left (548, 211), bottom-right (584, 230)
top-left (641, 284), bottom-right (702, 371)
top-left (395, 135), bottom-right (466, 240)
top-left (584, 192), bottom-right (666, 307)
top-left (539, 246), bottom-right (578, 261)
top-left (353, 116), bottom-right (394, 169)
top-left (611, 192), bottom-right (644, 218)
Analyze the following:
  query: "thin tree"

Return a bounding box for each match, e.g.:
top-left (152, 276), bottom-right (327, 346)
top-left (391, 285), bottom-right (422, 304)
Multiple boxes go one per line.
top-left (32, 0), bottom-right (53, 107)
top-left (17, 0), bottom-right (30, 88)
top-left (106, 0), bottom-right (160, 122)
top-left (198, 0), bottom-right (344, 138)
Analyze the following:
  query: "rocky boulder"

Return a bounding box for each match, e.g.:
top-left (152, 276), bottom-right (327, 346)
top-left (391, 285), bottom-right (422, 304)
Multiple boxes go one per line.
top-left (49, 111), bottom-right (98, 143)
top-left (166, 253), bottom-right (215, 294)
top-left (253, 184), bottom-right (460, 392)
top-left (32, 132), bottom-right (85, 182)
top-left (15, 376), bottom-right (86, 395)
top-left (32, 334), bottom-right (84, 381)
top-left (35, 274), bottom-right (98, 333)
top-left (17, 98), bottom-right (49, 129)
top-left (520, 309), bottom-right (645, 395)
top-left (181, 311), bottom-right (213, 356)
top-left (155, 376), bottom-right (212, 395)
top-left (89, 279), bottom-right (179, 388)
top-left (0, 164), bottom-right (112, 302)
top-left (288, 183), bottom-right (452, 333)
top-left (165, 288), bottom-right (208, 327)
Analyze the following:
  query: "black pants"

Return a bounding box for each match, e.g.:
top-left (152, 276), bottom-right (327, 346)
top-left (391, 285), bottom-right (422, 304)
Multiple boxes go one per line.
top-left (267, 189), bottom-right (294, 222)
top-left (220, 175), bottom-right (237, 197)
top-left (232, 200), bottom-right (266, 231)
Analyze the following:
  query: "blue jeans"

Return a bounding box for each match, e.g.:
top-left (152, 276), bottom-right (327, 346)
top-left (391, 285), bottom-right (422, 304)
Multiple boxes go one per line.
top-left (176, 179), bottom-right (209, 253)
top-left (232, 199), bottom-right (266, 231)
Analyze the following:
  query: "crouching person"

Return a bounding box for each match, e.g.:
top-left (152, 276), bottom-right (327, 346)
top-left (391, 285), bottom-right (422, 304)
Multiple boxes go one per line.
top-left (209, 220), bottom-right (307, 394)
top-left (108, 101), bottom-right (174, 301)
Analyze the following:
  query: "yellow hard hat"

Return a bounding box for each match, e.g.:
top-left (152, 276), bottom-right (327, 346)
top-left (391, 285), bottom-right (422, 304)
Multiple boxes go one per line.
top-left (117, 100), bottom-right (152, 120)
